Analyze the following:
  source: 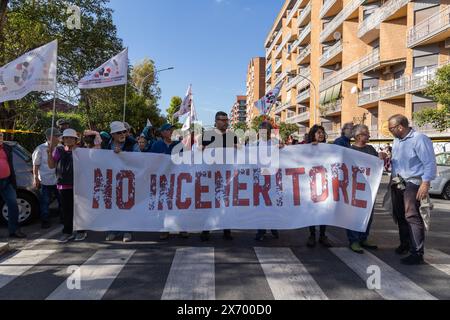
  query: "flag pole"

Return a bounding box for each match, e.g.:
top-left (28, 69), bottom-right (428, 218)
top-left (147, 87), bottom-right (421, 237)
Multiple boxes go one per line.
top-left (50, 88), bottom-right (58, 149)
top-left (122, 83), bottom-right (127, 123)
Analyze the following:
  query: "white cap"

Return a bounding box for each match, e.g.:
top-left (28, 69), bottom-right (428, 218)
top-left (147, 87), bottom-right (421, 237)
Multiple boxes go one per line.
top-left (110, 121), bottom-right (127, 134)
top-left (62, 129), bottom-right (78, 139)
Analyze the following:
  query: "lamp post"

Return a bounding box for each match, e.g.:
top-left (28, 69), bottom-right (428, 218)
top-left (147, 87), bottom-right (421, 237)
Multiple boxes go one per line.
top-left (139, 67), bottom-right (175, 95)
top-left (287, 72), bottom-right (318, 125)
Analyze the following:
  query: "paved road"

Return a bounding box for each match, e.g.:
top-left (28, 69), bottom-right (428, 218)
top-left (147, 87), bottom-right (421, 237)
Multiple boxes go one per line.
top-left (0, 178), bottom-right (449, 300)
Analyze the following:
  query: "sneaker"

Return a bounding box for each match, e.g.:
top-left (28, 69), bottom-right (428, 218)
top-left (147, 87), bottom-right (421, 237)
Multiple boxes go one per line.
top-left (41, 221), bottom-right (52, 229)
top-left (179, 232), bottom-right (189, 239)
top-left (74, 231), bottom-right (88, 242)
top-left (395, 244), bottom-right (410, 255)
top-left (123, 233), bottom-right (132, 243)
top-left (105, 233), bottom-right (117, 242)
top-left (160, 233), bottom-right (170, 240)
top-left (401, 254), bottom-right (424, 265)
top-left (58, 233), bottom-right (75, 243)
top-left (360, 240), bottom-right (378, 250)
top-left (319, 236), bottom-right (333, 248)
top-left (350, 242), bottom-right (364, 254)
top-left (200, 232), bottom-right (210, 242)
top-left (306, 236), bottom-right (316, 248)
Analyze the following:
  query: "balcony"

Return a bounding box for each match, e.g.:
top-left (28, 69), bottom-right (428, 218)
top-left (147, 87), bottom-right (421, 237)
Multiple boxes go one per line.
top-left (320, 0), bottom-right (338, 19)
top-left (319, 41), bottom-right (343, 66)
top-left (286, 111), bottom-right (311, 124)
top-left (297, 88), bottom-right (311, 103)
top-left (266, 31), bottom-right (283, 57)
top-left (320, 99), bottom-right (342, 117)
top-left (274, 102), bottom-right (292, 115)
top-left (358, 0), bottom-right (411, 40)
top-left (370, 126), bottom-right (380, 139)
top-left (286, 75), bottom-right (301, 91)
top-left (358, 61), bottom-right (450, 105)
top-left (296, 45), bottom-right (311, 65)
top-left (287, 0), bottom-right (303, 26)
top-left (408, 6), bottom-right (450, 48)
top-left (266, 84), bottom-right (272, 93)
top-left (275, 71), bottom-right (287, 86)
top-left (298, 23), bottom-right (311, 45)
top-left (320, 0), bottom-right (365, 43)
top-left (327, 131), bottom-right (341, 140)
top-left (296, 2), bottom-right (312, 28)
top-left (320, 49), bottom-right (380, 91)
top-left (275, 59), bottom-right (283, 72)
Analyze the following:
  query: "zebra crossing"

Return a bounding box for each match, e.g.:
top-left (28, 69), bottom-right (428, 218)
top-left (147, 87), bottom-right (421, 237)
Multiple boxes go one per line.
top-left (1, 243), bottom-right (450, 300)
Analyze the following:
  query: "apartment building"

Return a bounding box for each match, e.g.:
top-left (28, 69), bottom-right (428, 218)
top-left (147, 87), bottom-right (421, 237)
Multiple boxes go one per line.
top-left (264, 0), bottom-right (450, 140)
top-left (230, 95), bottom-right (247, 127)
top-left (246, 57), bottom-right (266, 127)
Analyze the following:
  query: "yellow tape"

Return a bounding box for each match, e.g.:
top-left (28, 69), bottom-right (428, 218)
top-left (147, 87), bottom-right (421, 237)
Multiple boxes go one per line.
top-left (0, 129), bottom-right (38, 134)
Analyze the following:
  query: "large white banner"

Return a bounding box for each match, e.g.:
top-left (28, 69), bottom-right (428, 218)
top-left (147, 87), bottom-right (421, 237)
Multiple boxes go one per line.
top-left (78, 48), bottom-right (128, 89)
top-left (73, 144), bottom-right (384, 232)
top-left (0, 40), bottom-right (57, 103)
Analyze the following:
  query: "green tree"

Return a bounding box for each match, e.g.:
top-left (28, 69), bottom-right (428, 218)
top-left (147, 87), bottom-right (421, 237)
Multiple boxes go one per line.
top-left (251, 115), bottom-right (268, 132)
top-left (414, 64), bottom-right (450, 132)
top-left (166, 96), bottom-right (182, 126)
top-left (232, 121), bottom-right (248, 132)
top-left (279, 123), bottom-right (299, 142)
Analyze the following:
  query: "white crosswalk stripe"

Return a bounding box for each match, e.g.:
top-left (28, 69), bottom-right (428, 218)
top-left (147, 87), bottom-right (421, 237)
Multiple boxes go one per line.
top-left (330, 248), bottom-right (437, 300)
top-left (0, 245), bottom-right (449, 300)
top-left (46, 249), bottom-right (135, 300)
top-left (426, 249), bottom-right (450, 276)
top-left (0, 250), bottom-right (56, 289)
top-left (254, 247), bottom-right (328, 300)
top-left (161, 247), bottom-right (215, 300)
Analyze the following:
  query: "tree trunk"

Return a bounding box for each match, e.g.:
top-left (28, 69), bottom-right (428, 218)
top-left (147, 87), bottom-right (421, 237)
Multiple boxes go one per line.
top-left (0, 0), bottom-right (8, 35)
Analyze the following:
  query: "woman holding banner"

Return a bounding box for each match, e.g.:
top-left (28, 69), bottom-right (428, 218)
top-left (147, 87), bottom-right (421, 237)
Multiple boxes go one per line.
top-left (306, 125), bottom-right (333, 249)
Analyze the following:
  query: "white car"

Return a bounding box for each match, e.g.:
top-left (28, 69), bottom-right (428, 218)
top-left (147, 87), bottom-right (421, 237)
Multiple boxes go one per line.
top-left (430, 152), bottom-right (450, 200)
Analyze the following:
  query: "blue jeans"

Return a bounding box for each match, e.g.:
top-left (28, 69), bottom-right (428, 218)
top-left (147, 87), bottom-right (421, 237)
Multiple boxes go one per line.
top-left (0, 179), bottom-right (20, 234)
top-left (40, 185), bottom-right (60, 221)
top-left (347, 212), bottom-right (374, 244)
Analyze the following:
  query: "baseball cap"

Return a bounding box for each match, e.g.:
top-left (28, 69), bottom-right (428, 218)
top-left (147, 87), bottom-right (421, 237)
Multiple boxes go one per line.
top-left (45, 128), bottom-right (62, 139)
top-left (160, 124), bottom-right (175, 132)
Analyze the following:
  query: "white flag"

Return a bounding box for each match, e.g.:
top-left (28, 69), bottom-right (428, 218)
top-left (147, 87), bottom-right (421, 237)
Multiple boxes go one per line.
top-left (254, 82), bottom-right (282, 115)
top-left (78, 48), bottom-right (128, 89)
top-left (146, 119), bottom-right (153, 127)
top-left (0, 40), bottom-right (57, 103)
top-left (174, 84), bottom-right (192, 118)
top-left (182, 112), bottom-right (192, 131)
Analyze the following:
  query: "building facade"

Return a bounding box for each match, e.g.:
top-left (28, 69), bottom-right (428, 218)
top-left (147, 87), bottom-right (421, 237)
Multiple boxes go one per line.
top-left (230, 95), bottom-right (247, 127)
top-left (264, 0), bottom-right (450, 140)
top-left (246, 57), bottom-right (266, 127)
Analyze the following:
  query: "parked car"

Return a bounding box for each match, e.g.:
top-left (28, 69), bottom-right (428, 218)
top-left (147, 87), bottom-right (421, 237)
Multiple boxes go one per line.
top-left (430, 152), bottom-right (450, 200)
top-left (0, 142), bottom-right (40, 225)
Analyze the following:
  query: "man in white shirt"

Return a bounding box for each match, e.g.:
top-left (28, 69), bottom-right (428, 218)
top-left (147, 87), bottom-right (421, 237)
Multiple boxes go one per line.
top-left (33, 128), bottom-right (62, 229)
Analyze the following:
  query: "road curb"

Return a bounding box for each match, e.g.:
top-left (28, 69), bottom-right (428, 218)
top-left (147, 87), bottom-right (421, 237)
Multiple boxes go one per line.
top-left (0, 242), bottom-right (10, 256)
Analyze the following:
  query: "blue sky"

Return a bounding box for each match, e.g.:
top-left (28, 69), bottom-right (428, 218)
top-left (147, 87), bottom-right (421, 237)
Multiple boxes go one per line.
top-left (108, 0), bottom-right (281, 125)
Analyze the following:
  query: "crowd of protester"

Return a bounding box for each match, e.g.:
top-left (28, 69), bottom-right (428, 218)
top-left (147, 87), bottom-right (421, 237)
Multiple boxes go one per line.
top-left (0, 111), bottom-right (437, 265)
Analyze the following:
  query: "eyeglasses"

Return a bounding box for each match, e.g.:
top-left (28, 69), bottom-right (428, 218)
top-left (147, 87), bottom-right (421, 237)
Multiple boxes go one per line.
top-left (388, 125), bottom-right (400, 132)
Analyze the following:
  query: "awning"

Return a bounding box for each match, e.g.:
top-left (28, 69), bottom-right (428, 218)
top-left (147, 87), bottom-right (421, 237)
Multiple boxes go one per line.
top-left (320, 83), bottom-right (342, 105)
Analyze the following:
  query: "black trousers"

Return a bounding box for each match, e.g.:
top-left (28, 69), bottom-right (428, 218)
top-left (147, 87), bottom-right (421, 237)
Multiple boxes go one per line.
top-left (392, 182), bottom-right (425, 256)
top-left (309, 226), bottom-right (327, 237)
top-left (59, 189), bottom-right (74, 235)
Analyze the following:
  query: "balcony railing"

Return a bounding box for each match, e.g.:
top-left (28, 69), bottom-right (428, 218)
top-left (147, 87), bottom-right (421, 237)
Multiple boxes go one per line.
top-left (298, 23), bottom-right (311, 45)
top-left (287, 0), bottom-right (303, 25)
top-left (296, 2), bottom-right (312, 28)
top-left (286, 75), bottom-right (301, 90)
top-left (319, 0), bottom-right (338, 19)
top-left (319, 41), bottom-right (343, 66)
top-left (358, 0), bottom-right (411, 39)
top-left (274, 101), bottom-right (293, 115)
top-left (320, 99), bottom-right (342, 116)
top-left (275, 71), bottom-right (287, 86)
top-left (286, 111), bottom-right (311, 124)
top-left (275, 59), bottom-right (283, 72)
top-left (358, 61), bottom-right (450, 105)
top-left (320, 48), bottom-right (380, 91)
top-left (296, 44), bottom-right (311, 64)
top-left (408, 6), bottom-right (450, 48)
top-left (266, 31), bottom-right (283, 56)
top-left (297, 89), bottom-right (311, 103)
top-left (320, 0), bottom-right (365, 43)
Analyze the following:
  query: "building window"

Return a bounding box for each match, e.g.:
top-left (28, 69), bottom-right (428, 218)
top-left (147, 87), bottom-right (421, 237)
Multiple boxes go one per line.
top-left (413, 54), bottom-right (439, 74)
top-left (413, 102), bottom-right (437, 113)
top-left (414, 5), bottom-right (440, 25)
top-left (362, 78), bottom-right (379, 91)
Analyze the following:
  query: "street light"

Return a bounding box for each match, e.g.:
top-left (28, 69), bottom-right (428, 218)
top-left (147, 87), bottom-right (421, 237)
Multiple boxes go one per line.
top-left (287, 71), bottom-right (318, 125)
top-left (139, 67), bottom-right (175, 95)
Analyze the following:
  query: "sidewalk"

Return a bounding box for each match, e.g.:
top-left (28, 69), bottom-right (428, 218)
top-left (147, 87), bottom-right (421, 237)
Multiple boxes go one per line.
top-left (0, 242), bottom-right (10, 256)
